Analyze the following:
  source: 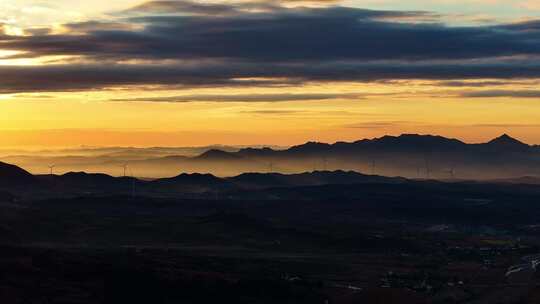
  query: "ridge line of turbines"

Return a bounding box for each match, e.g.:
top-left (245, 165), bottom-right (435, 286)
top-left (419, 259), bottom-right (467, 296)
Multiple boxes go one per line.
top-left (45, 155), bottom-right (459, 180)
top-left (267, 155), bottom-right (458, 179)
top-left (46, 163), bottom-right (133, 177)
top-left (46, 162), bottom-right (137, 196)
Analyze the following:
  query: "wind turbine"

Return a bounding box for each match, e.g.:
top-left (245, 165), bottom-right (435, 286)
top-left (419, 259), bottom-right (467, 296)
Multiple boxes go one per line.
top-left (322, 156), bottom-right (328, 171)
top-left (445, 167), bottom-right (456, 179)
top-left (127, 165), bottom-right (136, 198)
top-left (48, 164), bottom-right (56, 176)
top-left (424, 155), bottom-right (431, 179)
top-left (120, 164), bottom-right (128, 177)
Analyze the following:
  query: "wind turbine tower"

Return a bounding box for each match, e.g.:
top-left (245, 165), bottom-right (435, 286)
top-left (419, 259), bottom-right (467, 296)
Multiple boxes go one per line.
top-left (424, 155), bottom-right (431, 179)
top-left (446, 167), bottom-right (456, 179)
top-left (120, 164), bottom-right (128, 177)
top-left (48, 164), bottom-right (56, 176)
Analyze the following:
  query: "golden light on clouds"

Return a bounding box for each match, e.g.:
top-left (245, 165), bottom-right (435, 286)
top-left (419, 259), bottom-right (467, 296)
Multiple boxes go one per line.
top-left (0, 0), bottom-right (540, 148)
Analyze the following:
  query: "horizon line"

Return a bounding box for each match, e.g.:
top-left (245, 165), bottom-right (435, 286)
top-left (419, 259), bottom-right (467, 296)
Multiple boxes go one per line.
top-left (0, 132), bottom-right (534, 152)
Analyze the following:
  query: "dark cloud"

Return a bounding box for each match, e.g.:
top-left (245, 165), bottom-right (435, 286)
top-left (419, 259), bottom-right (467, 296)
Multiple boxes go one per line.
top-left (2, 2), bottom-right (540, 94)
top-left (4, 62), bottom-right (540, 94)
top-left (497, 20), bottom-right (540, 31)
top-left (62, 21), bottom-right (137, 32)
top-left (2, 5), bottom-right (502, 62)
top-left (110, 92), bottom-right (364, 102)
top-left (23, 27), bottom-right (52, 36)
top-left (437, 80), bottom-right (527, 87)
top-left (462, 90), bottom-right (540, 98)
top-left (124, 0), bottom-right (242, 16)
top-left (123, 0), bottom-right (350, 16)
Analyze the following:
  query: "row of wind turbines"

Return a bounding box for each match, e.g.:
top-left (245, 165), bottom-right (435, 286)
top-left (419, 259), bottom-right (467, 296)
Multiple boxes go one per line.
top-left (45, 156), bottom-right (457, 180)
top-left (47, 163), bottom-right (132, 177)
top-left (267, 156), bottom-right (458, 179)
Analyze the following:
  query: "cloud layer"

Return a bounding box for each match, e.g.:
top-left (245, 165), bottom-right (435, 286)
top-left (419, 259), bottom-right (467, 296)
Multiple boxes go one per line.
top-left (1, 0), bottom-right (540, 94)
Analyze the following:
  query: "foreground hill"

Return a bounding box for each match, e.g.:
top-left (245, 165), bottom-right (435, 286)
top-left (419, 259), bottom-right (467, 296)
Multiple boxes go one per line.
top-left (0, 161), bottom-right (403, 198)
top-left (228, 170), bottom-right (406, 189)
top-left (3, 169), bottom-right (540, 303)
top-left (0, 161), bottom-right (37, 188)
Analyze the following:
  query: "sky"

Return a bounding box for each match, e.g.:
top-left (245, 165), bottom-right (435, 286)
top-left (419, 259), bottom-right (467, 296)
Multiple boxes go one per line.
top-left (1, 0), bottom-right (540, 148)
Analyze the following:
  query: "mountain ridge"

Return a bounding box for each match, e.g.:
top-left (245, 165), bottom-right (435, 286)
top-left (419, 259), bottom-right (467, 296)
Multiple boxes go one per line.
top-left (1, 133), bottom-right (537, 180)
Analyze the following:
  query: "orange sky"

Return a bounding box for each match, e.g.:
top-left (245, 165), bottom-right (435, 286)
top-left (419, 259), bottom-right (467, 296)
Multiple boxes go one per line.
top-left (1, 86), bottom-right (539, 147)
top-left (2, 1), bottom-right (540, 147)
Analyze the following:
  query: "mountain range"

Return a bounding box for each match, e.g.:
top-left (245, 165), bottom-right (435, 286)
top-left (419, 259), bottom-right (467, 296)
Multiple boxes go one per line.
top-left (135, 133), bottom-right (539, 178)
top-left (0, 159), bottom-right (410, 199)
top-left (1, 134), bottom-right (539, 179)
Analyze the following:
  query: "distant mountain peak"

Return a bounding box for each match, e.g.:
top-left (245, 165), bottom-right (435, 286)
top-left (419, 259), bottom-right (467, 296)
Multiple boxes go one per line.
top-left (196, 149), bottom-right (241, 160)
top-left (488, 134), bottom-right (528, 147)
top-left (361, 134), bottom-right (465, 149)
top-left (288, 141), bottom-right (331, 154)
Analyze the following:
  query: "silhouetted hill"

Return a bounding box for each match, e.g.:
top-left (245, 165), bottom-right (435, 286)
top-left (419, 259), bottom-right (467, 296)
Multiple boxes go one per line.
top-left (195, 134), bottom-right (538, 179)
top-left (5, 134), bottom-right (537, 179)
top-left (195, 149), bottom-right (242, 161)
top-left (149, 173), bottom-right (236, 194)
top-left (1, 133), bottom-right (539, 184)
top-left (492, 176), bottom-right (540, 185)
top-left (280, 133), bottom-right (531, 155)
top-left (61, 171), bottom-right (118, 183)
top-left (0, 161), bottom-right (36, 187)
top-left (270, 134), bottom-right (468, 156)
top-left (0, 191), bottom-right (15, 202)
top-left (485, 134), bottom-right (530, 152)
top-left (287, 142), bottom-right (332, 155)
top-left (229, 170), bottom-right (404, 189)
top-left (43, 172), bottom-right (140, 195)
top-left (237, 147), bottom-right (278, 158)
top-left (0, 161), bottom-right (416, 197)
top-left (362, 134), bottom-right (466, 151)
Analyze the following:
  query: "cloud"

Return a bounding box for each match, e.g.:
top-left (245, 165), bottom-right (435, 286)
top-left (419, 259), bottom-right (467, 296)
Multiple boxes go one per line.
top-left (110, 92), bottom-right (364, 102)
top-left (3, 4), bottom-right (521, 62)
top-left (437, 80), bottom-right (529, 87)
top-left (2, 1), bottom-right (540, 94)
top-left (62, 21), bottom-right (138, 33)
top-left (242, 110), bottom-right (301, 114)
top-left (344, 121), bottom-right (414, 129)
top-left (241, 109), bottom-right (358, 116)
top-left (4, 62), bottom-right (540, 94)
top-left (13, 94), bottom-right (53, 99)
top-left (462, 90), bottom-right (540, 98)
top-left (123, 0), bottom-right (344, 16)
top-left (124, 0), bottom-right (242, 16)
